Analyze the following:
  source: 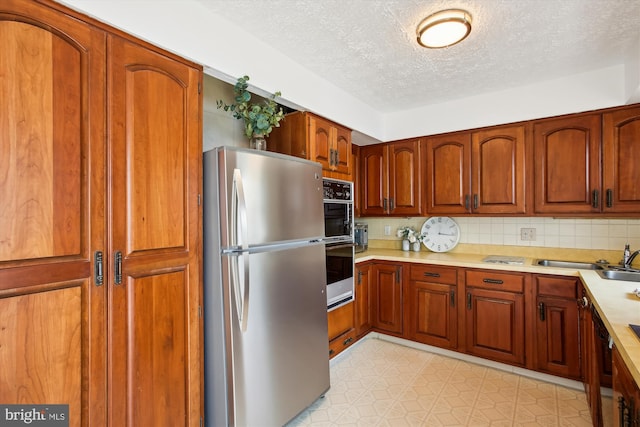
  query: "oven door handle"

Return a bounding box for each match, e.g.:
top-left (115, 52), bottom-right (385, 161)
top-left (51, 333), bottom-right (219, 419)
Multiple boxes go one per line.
top-left (326, 242), bottom-right (356, 251)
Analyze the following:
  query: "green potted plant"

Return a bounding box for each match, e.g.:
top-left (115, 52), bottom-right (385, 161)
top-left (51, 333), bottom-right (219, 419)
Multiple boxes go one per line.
top-left (216, 75), bottom-right (285, 150)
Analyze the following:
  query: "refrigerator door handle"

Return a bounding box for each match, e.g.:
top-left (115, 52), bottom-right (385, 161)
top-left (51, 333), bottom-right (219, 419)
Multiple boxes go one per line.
top-left (231, 168), bottom-right (250, 332)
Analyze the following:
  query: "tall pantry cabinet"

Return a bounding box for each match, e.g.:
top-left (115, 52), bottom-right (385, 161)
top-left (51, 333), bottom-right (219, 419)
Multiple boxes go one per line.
top-left (0, 1), bottom-right (203, 426)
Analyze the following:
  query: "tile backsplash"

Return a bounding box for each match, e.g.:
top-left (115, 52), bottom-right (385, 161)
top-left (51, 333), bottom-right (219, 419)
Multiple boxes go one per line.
top-left (359, 217), bottom-right (640, 251)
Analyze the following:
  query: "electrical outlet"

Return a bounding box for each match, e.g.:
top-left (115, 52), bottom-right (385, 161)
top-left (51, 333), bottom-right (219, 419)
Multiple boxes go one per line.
top-left (384, 225), bottom-right (391, 236)
top-left (520, 227), bottom-right (536, 241)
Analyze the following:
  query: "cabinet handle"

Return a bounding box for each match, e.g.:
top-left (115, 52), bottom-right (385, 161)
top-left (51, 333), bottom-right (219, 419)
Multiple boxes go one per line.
top-left (465, 195), bottom-right (470, 211)
top-left (466, 292), bottom-right (472, 310)
top-left (473, 194), bottom-right (479, 210)
top-left (450, 290), bottom-right (455, 307)
top-left (335, 149), bottom-right (339, 166)
top-left (578, 296), bottom-right (589, 309)
top-left (114, 250), bottom-right (123, 285)
top-left (539, 302), bottom-right (546, 321)
top-left (606, 189), bottom-right (613, 208)
top-left (423, 272), bottom-right (440, 278)
top-left (383, 198), bottom-right (388, 212)
top-left (329, 349), bottom-right (335, 356)
top-left (395, 267), bottom-right (401, 284)
top-left (357, 270), bottom-right (362, 285)
top-left (94, 251), bottom-right (104, 286)
top-left (618, 397), bottom-right (627, 427)
top-left (343, 336), bottom-right (353, 346)
top-left (482, 278), bottom-right (503, 285)
top-left (592, 189), bottom-right (599, 209)
top-left (389, 197), bottom-right (394, 212)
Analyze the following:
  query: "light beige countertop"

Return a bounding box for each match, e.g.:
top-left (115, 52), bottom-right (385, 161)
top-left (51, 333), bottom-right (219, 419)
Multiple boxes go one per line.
top-left (355, 245), bottom-right (640, 386)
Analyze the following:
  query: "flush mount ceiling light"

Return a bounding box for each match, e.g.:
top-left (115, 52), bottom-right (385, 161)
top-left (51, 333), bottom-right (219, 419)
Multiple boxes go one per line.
top-left (416, 9), bottom-right (472, 49)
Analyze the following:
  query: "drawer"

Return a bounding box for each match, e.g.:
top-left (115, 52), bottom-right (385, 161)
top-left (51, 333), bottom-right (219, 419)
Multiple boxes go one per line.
top-left (329, 329), bottom-right (356, 358)
top-left (535, 275), bottom-right (578, 299)
top-left (410, 264), bottom-right (457, 285)
top-left (466, 269), bottom-right (525, 293)
top-left (328, 302), bottom-right (354, 341)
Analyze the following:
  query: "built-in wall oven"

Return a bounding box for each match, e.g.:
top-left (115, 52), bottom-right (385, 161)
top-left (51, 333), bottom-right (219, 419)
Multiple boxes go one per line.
top-left (322, 178), bottom-right (354, 311)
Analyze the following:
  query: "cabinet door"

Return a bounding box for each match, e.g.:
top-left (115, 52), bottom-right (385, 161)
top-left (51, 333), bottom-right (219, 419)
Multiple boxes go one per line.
top-left (580, 290), bottom-right (604, 427)
top-left (535, 296), bottom-right (580, 379)
top-left (424, 133), bottom-right (472, 214)
top-left (472, 125), bottom-right (527, 214)
top-left (388, 139), bottom-right (422, 216)
top-left (334, 124), bottom-right (352, 176)
top-left (360, 144), bottom-right (388, 216)
top-left (0, 3), bottom-right (107, 425)
top-left (534, 275), bottom-right (580, 380)
top-left (372, 263), bottom-right (403, 334)
top-left (465, 288), bottom-right (525, 366)
top-left (612, 346), bottom-right (640, 427)
top-left (355, 263), bottom-right (372, 337)
top-left (603, 106), bottom-right (640, 213)
top-left (352, 144), bottom-right (361, 217)
top-left (533, 114), bottom-right (601, 213)
top-left (408, 281), bottom-right (457, 349)
top-left (310, 115), bottom-right (333, 171)
top-left (108, 35), bottom-right (202, 427)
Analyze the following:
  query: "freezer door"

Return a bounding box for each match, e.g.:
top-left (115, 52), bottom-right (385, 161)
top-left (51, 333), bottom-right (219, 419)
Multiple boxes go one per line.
top-left (223, 242), bottom-right (330, 426)
top-left (216, 147), bottom-right (324, 247)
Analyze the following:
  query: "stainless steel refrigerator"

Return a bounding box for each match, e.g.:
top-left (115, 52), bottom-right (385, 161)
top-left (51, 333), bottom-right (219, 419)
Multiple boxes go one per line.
top-left (203, 146), bottom-right (330, 427)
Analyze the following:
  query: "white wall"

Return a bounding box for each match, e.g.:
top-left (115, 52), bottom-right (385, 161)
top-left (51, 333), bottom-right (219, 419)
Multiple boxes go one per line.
top-left (202, 74), bottom-right (248, 152)
top-left (59, 0), bottom-right (638, 143)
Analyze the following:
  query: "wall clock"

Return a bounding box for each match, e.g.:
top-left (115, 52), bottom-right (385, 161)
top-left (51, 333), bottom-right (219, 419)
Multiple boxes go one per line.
top-left (421, 216), bottom-right (461, 253)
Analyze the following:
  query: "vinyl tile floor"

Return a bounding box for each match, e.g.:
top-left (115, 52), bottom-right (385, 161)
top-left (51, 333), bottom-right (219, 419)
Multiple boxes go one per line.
top-left (287, 337), bottom-right (611, 427)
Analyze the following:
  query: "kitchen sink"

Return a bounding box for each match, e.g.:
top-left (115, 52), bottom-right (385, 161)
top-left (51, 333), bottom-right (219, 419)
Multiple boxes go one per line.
top-left (597, 268), bottom-right (640, 283)
top-left (534, 259), bottom-right (604, 270)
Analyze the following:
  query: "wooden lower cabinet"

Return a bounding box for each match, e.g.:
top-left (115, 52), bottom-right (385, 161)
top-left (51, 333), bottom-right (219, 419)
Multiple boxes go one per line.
top-left (612, 346), bottom-right (640, 427)
top-left (328, 302), bottom-right (356, 358)
top-left (372, 262), bottom-right (404, 334)
top-left (464, 269), bottom-right (527, 366)
top-left (354, 262), bottom-right (373, 337)
top-left (407, 264), bottom-right (458, 349)
top-left (533, 275), bottom-right (581, 380)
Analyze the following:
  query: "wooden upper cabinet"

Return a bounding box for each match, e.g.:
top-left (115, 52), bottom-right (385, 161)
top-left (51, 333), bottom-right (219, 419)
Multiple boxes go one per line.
top-left (352, 144), bottom-right (361, 217)
top-left (334, 124), bottom-right (352, 175)
top-left (388, 139), bottom-right (422, 215)
top-left (533, 113), bottom-right (602, 214)
top-left (107, 34), bottom-right (202, 427)
top-left (360, 139), bottom-right (422, 216)
top-left (360, 143), bottom-right (387, 216)
top-left (424, 132), bottom-right (471, 214)
top-left (603, 106), bottom-right (640, 213)
top-left (0, 2), bottom-right (107, 425)
top-left (472, 125), bottom-right (527, 214)
top-left (268, 111), bottom-right (352, 179)
top-left (424, 124), bottom-right (526, 215)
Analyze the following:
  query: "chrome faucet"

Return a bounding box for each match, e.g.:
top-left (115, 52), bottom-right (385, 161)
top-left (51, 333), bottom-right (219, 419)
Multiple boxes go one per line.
top-left (622, 244), bottom-right (640, 269)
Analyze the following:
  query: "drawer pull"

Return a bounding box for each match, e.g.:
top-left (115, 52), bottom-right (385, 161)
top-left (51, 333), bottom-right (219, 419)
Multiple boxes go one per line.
top-left (423, 272), bottom-right (441, 278)
top-left (539, 302), bottom-right (546, 321)
top-left (343, 337), bottom-right (353, 346)
top-left (482, 278), bottom-right (503, 285)
top-left (450, 289), bottom-right (455, 307)
top-left (466, 292), bottom-right (472, 310)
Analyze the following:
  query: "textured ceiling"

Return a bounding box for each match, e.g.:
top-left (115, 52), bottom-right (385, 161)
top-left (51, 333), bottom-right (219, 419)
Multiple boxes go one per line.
top-left (196, 0), bottom-right (640, 113)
